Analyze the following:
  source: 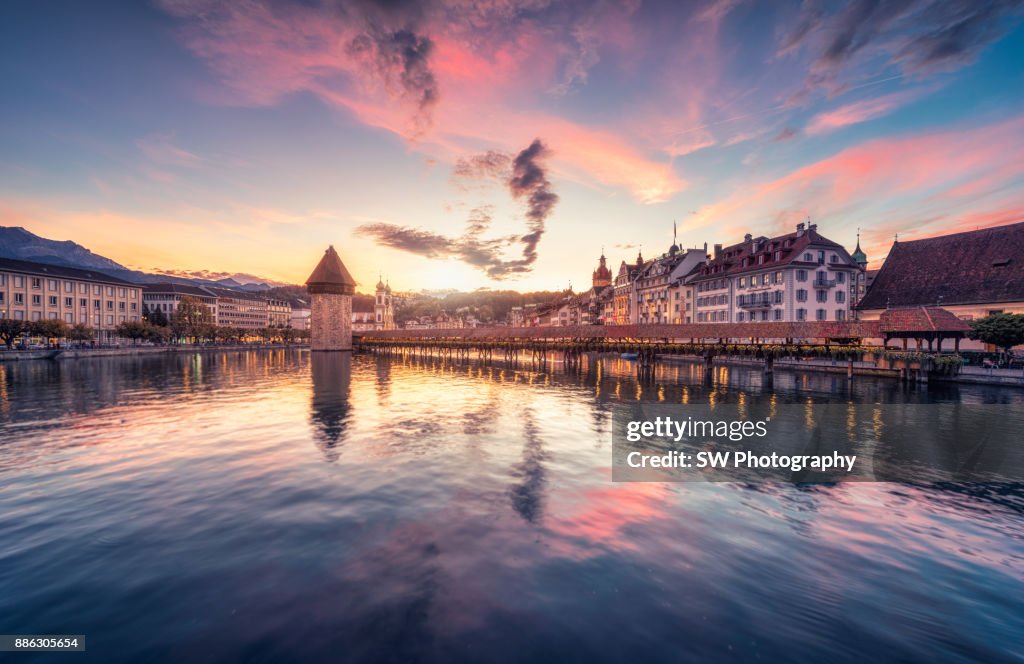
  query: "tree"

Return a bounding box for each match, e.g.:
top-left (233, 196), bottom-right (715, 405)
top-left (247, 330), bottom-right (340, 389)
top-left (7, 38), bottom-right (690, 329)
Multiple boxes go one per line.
top-left (968, 313), bottom-right (1024, 353)
top-left (144, 304), bottom-right (169, 327)
top-left (0, 319), bottom-right (26, 349)
top-left (68, 323), bottom-right (95, 345)
top-left (30, 318), bottom-right (70, 345)
top-left (144, 324), bottom-right (170, 344)
top-left (170, 296), bottom-right (214, 344)
top-left (116, 320), bottom-right (150, 345)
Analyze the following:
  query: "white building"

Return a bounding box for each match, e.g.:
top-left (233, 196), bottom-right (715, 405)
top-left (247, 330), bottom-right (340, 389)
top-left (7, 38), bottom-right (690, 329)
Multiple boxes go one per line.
top-left (687, 223), bottom-right (863, 324)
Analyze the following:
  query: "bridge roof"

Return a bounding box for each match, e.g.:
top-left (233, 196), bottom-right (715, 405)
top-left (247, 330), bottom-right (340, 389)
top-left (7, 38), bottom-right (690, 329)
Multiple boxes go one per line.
top-left (362, 321), bottom-right (883, 341)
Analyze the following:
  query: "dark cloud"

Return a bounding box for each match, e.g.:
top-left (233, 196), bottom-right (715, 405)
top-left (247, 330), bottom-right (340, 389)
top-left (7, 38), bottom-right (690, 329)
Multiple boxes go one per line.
top-left (773, 127), bottom-right (798, 142)
top-left (355, 223), bottom-right (456, 257)
top-left (356, 138), bottom-right (559, 280)
top-left (506, 139), bottom-right (559, 268)
top-left (452, 151), bottom-right (512, 179)
top-left (346, 27), bottom-right (439, 133)
top-left (895, 1), bottom-right (1023, 72)
top-left (781, 0), bottom-right (1023, 94)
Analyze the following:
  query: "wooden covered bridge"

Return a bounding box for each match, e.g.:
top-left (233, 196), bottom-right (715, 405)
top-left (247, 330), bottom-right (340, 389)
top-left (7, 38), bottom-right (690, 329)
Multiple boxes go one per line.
top-left (356, 307), bottom-right (971, 380)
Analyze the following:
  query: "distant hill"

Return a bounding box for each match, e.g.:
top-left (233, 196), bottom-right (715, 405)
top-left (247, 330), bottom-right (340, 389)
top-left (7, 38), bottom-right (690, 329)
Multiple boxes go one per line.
top-left (0, 226), bottom-right (128, 272)
top-left (0, 226), bottom-right (288, 291)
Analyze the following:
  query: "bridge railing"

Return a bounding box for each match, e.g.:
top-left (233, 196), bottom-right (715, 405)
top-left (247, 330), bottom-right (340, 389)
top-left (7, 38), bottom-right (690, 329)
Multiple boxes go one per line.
top-left (359, 321), bottom-right (882, 343)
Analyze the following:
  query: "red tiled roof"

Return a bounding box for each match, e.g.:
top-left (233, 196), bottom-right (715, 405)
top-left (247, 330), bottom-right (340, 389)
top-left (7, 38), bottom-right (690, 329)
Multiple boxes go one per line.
top-left (878, 307), bottom-right (971, 334)
top-left (858, 221), bottom-right (1024, 309)
top-left (693, 226), bottom-right (857, 280)
top-left (306, 246), bottom-right (356, 288)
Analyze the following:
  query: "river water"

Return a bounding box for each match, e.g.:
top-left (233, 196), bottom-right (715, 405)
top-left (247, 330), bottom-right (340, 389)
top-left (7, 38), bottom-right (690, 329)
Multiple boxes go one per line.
top-left (0, 350), bottom-right (1021, 663)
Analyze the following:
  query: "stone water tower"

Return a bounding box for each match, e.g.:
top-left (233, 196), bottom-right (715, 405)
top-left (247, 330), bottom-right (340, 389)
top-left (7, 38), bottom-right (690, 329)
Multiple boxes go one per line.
top-left (306, 245), bottom-right (356, 351)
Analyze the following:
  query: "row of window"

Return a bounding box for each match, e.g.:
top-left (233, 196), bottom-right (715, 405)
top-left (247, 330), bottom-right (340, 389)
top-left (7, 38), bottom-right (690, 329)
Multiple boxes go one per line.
top-left (1, 311), bottom-right (140, 324)
top-left (698, 294), bottom-right (729, 307)
top-left (795, 289), bottom-right (845, 303)
top-left (0, 293), bottom-right (137, 310)
top-left (700, 268), bottom-right (851, 293)
top-left (0, 274), bottom-right (138, 298)
top-left (699, 308), bottom-right (849, 322)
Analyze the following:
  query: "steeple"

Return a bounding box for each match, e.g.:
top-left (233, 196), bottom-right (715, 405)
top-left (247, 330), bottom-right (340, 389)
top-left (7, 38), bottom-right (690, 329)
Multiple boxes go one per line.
top-left (636, 245), bottom-right (644, 265)
top-left (592, 248), bottom-right (612, 288)
top-left (851, 229), bottom-right (868, 268)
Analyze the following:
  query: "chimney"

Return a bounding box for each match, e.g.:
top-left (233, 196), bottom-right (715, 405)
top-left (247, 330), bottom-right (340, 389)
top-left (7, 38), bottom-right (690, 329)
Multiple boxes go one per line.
top-left (744, 233), bottom-right (752, 243)
top-left (796, 222), bottom-right (805, 237)
top-left (808, 222), bottom-right (817, 232)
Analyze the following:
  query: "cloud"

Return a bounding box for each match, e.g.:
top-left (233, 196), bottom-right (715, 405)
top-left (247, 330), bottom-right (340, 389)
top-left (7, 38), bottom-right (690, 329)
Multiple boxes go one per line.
top-left (135, 133), bottom-right (204, 168)
top-left (452, 151), bottom-right (512, 180)
top-left (684, 116), bottom-right (1024, 260)
top-left (804, 88), bottom-right (925, 134)
top-left (780, 0), bottom-right (1023, 97)
top-left (357, 139), bottom-right (559, 279)
top-left (158, 0), bottom-right (683, 203)
top-left (345, 27), bottom-right (439, 135)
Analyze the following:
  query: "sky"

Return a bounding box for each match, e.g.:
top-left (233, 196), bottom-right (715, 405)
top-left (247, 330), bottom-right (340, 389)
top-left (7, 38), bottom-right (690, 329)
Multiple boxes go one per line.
top-left (1, 0), bottom-right (1023, 292)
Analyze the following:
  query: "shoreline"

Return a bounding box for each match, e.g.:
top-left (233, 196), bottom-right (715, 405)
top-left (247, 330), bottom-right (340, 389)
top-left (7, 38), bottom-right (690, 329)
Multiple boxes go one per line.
top-left (4, 343), bottom-right (1022, 388)
top-left (0, 344), bottom-right (309, 362)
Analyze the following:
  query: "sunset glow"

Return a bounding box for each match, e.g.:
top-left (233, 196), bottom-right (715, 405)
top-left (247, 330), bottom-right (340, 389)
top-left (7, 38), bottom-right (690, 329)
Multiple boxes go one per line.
top-left (2, 1), bottom-right (1023, 289)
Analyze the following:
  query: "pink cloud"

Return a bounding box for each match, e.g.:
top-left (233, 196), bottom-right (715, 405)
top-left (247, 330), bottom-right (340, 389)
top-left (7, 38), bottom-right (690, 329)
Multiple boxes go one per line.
top-left (805, 89), bottom-right (929, 135)
top-left (684, 115), bottom-right (1024, 250)
top-left (159, 0), bottom-right (684, 203)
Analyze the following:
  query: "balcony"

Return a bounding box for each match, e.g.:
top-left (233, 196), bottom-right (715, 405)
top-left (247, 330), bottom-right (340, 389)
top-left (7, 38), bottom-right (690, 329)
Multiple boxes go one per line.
top-left (813, 277), bottom-right (837, 288)
top-left (738, 295), bottom-right (774, 309)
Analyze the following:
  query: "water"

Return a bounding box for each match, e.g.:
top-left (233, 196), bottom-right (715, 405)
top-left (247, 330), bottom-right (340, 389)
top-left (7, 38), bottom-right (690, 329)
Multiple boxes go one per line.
top-left (1, 350), bottom-right (1022, 663)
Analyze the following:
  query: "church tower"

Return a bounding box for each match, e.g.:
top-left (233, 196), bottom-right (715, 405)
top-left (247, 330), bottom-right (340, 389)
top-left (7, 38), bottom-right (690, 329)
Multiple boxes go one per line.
top-left (851, 232), bottom-right (868, 269)
top-left (306, 246), bottom-right (356, 351)
top-left (592, 250), bottom-right (612, 289)
top-left (375, 277), bottom-right (395, 331)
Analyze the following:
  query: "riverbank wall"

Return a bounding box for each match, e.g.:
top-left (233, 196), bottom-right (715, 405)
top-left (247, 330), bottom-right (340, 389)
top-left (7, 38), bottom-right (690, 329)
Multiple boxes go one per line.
top-left (659, 354), bottom-right (1024, 388)
top-left (0, 344), bottom-right (309, 362)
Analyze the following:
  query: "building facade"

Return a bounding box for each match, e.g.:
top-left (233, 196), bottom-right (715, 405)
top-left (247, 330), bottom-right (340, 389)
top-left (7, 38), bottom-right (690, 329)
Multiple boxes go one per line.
top-left (0, 257), bottom-right (142, 343)
top-left (634, 245), bottom-right (707, 325)
top-left (613, 250), bottom-right (644, 324)
top-left (688, 223), bottom-right (863, 324)
top-left (267, 299), bottom-right (291, 327)
top-left (144, 283), bottom-right (287, 330)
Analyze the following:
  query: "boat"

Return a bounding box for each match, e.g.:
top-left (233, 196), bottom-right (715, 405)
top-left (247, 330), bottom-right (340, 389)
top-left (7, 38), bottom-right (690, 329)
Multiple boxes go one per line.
top-left (620, 352), bottom-right (639, 360)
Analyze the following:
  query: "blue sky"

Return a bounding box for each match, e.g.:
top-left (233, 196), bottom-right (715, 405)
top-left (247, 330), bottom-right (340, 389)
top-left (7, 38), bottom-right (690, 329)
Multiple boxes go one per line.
top-left (2, 0), bottom-right (1023, 290)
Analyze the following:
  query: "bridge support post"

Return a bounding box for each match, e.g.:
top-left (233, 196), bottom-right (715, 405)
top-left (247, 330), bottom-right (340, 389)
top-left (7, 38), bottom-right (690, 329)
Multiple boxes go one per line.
top-left (703, 353), bottom-right (714, 385)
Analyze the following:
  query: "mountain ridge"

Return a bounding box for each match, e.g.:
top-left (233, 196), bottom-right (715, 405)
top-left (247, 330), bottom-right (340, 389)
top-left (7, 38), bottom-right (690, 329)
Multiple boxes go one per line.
top-left (0, 226), bottom-right (288, 291)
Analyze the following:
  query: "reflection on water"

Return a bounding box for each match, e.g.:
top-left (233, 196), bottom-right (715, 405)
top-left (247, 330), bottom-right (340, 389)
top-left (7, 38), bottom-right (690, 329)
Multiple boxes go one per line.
top-left (0, 350), bottom-right (1022, 663)
top-left (310, 353), bottom-right (352, 461)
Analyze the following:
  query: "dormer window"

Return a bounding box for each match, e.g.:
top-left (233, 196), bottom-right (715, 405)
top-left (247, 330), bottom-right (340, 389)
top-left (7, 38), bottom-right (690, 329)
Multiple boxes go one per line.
top-left (774, 251), bottom-right (781, 261)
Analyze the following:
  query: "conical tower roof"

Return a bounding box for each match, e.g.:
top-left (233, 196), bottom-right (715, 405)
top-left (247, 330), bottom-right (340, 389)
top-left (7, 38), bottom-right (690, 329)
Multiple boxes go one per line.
top-left (851, 234), bottom-right (867, 265)
top-left (306, 245), bottom-right (356, 294)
